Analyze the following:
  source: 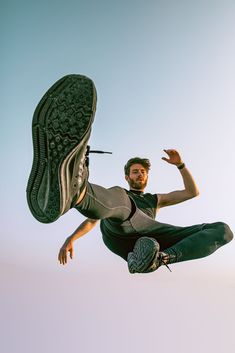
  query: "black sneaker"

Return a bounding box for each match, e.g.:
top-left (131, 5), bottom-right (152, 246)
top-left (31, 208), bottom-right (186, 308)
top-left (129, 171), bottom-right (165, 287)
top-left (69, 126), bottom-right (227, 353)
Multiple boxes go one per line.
top-left (26, 74), bottom-right (97, 223)
top-left (127, 237), bottom-right (160, 274)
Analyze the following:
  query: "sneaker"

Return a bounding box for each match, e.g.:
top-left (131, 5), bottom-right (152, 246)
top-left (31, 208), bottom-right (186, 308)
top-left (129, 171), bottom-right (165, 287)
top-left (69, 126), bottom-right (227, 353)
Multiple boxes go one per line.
top-left (26, 74), bottom-right (97, 223)
top-left (127, 237), bottom-right (160, 274)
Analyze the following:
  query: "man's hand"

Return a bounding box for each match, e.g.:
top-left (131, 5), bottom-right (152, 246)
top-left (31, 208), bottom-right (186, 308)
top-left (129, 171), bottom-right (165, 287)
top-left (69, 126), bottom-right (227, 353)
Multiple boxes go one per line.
top-left (58, 219), bottom-right (98, 266)
top-left (162, 149), bottom-right (183, 166)
top-left (58, 237), bottom-right (74, 265)
top-left (157, 148), bottom-right (199, 208)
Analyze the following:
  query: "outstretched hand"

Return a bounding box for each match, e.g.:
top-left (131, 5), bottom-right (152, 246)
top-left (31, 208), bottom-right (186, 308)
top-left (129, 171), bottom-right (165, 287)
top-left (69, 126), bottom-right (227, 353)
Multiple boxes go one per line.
top-left (58, 237), bottom-right (74, 265)
top-left (162, 149), bottom-right (183, 166)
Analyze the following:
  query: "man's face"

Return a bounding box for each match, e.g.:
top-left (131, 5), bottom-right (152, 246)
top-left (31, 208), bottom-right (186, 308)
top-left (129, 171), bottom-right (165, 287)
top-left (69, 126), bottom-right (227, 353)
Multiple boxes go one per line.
top-left (125, 163), bottom-right (148, 191)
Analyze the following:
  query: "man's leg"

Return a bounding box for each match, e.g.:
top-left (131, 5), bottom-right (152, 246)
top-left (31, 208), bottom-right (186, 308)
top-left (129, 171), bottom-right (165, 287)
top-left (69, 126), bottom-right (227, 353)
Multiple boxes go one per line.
top-left (129, 220), bottom-right (233, 273)
top-left (98, 208), bottom-right (233, 273)
top-left (161, 222), bottom-right (233, 264)
top-left (74, 183), bottom-right (133, 222)
top-left (27, 74), bottom-right (134, 224)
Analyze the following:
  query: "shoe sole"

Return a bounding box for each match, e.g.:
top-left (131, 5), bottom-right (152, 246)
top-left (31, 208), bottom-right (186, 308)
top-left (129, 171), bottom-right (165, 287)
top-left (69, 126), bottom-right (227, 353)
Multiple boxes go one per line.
top-left (127, 237), bottom-right (160, 274)
top-left (26, 74), bottom-right (96, 223)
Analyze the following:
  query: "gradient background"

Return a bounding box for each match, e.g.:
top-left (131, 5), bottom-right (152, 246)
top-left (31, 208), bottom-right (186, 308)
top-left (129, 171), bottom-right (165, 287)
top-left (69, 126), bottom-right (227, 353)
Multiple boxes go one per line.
top-left (1, 1), bottom-right (235, 352)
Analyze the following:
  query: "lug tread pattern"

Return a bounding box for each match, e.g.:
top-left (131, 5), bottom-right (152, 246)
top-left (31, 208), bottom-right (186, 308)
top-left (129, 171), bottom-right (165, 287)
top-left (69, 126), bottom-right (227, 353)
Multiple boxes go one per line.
top-left (127, 237), bottom-right (160, 274)
top-left (27, 75), bottom-right (96, 223)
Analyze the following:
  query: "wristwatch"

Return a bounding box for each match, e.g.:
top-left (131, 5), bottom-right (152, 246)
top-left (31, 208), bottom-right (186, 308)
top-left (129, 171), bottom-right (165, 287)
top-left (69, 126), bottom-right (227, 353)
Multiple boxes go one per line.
top-left (177, 163), bottom-right (185, 170)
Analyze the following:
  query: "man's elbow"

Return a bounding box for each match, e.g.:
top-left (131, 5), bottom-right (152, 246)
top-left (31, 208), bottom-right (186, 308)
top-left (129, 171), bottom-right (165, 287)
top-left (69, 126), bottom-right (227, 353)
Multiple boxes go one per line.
top-left (192, 189), bottom-right (200, 198)
top-left (187, 189), bottom-right (200, 200)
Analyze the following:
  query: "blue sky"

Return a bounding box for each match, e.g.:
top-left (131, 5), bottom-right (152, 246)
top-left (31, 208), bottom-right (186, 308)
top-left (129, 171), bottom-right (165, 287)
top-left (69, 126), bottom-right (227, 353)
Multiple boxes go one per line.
top-left (1, 1), bottom-right (235, 352)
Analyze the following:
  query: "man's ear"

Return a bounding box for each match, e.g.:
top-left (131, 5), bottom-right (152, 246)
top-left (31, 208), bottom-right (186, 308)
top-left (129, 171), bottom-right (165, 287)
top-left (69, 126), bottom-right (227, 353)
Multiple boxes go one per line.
top-left (125, 175), bottom-right (129, 182)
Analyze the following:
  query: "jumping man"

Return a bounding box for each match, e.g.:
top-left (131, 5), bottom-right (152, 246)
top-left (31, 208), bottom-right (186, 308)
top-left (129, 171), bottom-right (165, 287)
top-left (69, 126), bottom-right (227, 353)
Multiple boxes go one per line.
top-left (27, 74), bottom-right (233, 273)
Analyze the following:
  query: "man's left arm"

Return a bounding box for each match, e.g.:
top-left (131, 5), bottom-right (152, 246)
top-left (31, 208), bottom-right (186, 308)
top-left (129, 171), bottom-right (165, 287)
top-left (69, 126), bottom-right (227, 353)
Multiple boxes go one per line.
top-left (157, 149), bottom-right (200, 208)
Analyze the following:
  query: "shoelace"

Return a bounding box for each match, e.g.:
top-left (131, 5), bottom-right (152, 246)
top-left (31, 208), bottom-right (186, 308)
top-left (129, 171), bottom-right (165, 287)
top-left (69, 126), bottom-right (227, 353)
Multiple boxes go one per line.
top-left (159, 253), bottom-right (172, 272)
top-left (85, 145), bottom-right (112, 166)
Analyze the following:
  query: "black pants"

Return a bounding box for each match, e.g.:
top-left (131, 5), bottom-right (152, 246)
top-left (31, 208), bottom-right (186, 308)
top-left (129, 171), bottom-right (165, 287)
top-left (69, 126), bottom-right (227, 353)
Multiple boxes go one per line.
top-left (75, 183), bottom-right (233, 262)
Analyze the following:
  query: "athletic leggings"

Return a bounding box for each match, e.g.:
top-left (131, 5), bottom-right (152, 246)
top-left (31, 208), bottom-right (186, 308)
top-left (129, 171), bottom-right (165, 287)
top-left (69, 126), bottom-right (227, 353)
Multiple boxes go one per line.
top-left (75, 183), bottom-right (233, 263)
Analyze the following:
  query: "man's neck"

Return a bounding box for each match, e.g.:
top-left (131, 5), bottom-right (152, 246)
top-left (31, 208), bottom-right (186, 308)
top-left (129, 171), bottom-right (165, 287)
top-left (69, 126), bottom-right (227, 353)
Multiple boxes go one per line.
top-left (129, 189), bottom-right (144, 194)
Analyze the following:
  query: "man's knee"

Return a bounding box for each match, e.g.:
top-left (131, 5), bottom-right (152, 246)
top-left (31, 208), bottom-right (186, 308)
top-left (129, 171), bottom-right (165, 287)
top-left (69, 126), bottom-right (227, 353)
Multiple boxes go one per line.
top-left (214, 222), bottom-right (233, 244)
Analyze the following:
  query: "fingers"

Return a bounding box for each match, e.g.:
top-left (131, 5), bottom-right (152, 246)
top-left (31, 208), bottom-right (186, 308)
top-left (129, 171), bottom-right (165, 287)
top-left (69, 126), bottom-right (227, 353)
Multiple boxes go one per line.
top-left (58, 248), bottom-right (67, 265)
top-left (162, 149), bottom-right (182, 165)
top-left (69, 247), bottom-right (74, 259)
top-left (58, 246), bottom-right (74, 265)
top-left (163, 149), bottom-right (177, 155)
top-left (58, 239), bottom-right (74, 265)
top-left (162, 149), bottom-right (174, 162)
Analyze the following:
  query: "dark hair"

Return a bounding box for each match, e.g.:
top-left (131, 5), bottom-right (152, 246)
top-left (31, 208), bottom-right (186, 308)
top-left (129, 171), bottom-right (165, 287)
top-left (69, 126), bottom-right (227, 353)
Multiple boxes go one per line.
top-left (124, 157), bottom-right (151, 176)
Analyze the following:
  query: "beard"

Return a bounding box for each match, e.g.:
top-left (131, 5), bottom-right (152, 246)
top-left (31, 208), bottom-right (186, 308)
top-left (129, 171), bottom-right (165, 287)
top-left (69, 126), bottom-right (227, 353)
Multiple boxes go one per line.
top-left (128, 178), bottom-right (147, 190)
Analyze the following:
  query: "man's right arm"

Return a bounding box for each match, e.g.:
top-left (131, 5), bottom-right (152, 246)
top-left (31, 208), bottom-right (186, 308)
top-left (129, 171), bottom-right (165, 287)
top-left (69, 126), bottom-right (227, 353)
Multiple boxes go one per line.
top-left (58, 218), bottom-right (99, 265)
top-left (157, 149), bottom-right (199, 208)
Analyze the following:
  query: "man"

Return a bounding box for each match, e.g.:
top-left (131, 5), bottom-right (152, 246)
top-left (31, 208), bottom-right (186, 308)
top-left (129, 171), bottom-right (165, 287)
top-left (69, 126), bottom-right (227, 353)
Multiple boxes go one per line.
top-left (27, 74), bottom-right (233, 274)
